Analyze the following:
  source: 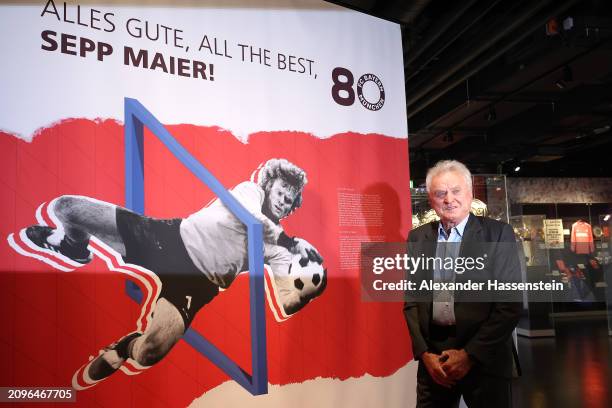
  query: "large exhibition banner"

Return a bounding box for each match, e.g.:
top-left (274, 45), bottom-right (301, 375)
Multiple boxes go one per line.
top-left (0, 1), bottom-right (412, 406)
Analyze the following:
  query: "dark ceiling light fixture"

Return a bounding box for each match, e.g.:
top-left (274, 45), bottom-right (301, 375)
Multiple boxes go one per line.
top-left (546, 18), bottom-right (560, 36)
top-left (563, 65), bottom-right (573, 81)
top-left (486, 106), bottom-right (497, 121)
top-left (498, 159), bottom-right (519, 174)
top-left (496, 158), bottom-right (524, 175)
top-left (443, 130), bottom-right (454, 143)
top-left (555, 65), bottom-right (573, 89)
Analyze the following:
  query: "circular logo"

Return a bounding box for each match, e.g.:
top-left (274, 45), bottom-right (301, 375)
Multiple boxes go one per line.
top-left (356, 73), bottom-right (385, 111)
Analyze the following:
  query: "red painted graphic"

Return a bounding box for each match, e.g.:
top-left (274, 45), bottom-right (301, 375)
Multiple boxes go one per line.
top-left (0, 119), bottom-right (411, 407)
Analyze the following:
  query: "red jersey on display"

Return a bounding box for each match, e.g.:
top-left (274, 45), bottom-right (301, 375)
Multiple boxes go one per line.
top-left (570, 220), bottom-right (594, 254)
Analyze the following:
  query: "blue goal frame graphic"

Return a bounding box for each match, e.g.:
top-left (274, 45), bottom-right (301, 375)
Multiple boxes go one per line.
top-left (123, 97), bottom-right (268, 395)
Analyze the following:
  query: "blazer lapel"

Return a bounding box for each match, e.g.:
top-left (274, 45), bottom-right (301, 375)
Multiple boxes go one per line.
top-left (456, 214), bottom-right (484, 302)
top-left (419, 222), bottom-right (437, 322)
top-left (422, 221), bottom-right (438, 257)
top-left (460, 213), bottom-right (483, 255)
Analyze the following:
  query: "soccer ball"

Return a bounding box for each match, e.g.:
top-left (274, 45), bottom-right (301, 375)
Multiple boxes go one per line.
top-left (289, 254), bottom-right (326, 299)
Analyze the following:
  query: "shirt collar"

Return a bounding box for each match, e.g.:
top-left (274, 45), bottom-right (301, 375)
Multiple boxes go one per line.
top-left (438, 214), bottom-right (470, 238)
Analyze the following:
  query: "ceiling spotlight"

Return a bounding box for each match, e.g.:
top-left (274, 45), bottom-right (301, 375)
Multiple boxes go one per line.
top-left (555, 65), bottom-right (573, 89)
top-left (593, 125), bottom-right (610, 135)
top-left (514, 166), bottom-right (521, 172)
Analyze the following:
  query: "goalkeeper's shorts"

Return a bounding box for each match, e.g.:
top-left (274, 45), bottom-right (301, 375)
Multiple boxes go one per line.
top-left (116, 207), bottom-right (219, 327)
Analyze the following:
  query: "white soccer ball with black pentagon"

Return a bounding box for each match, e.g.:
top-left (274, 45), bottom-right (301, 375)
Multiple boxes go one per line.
top-left (290, 254), bottom-right (327, 300)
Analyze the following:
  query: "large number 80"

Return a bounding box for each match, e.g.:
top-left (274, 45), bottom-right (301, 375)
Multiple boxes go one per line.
top-left (331, 67), bottom-right (385, 111)
top-left (331, 67), bottom-right (355, 106)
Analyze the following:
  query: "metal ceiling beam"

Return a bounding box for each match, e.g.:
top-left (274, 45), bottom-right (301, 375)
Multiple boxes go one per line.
top-left (406, 0), bottom-right (554, 108)
top-left (397, 0), bottom-right (433, 25)
top-left (324, 0), bottom-right (432, 25)
top-left (414, 35), bottom-right (612, 148)
top-left (405, 0), bottom-right (504, 82)
top-left (420, 81), bottom-right (612, 171)
top-left (406, 0), bottom-right (582, 118)
top-left (403, 0), bottom-right (479, 65)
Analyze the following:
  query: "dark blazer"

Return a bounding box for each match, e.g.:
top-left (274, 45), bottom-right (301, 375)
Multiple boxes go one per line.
top-left (403, 213), bottom-right (522, 379)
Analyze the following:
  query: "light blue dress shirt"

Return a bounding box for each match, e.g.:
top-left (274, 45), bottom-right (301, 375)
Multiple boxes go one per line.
top-left (432, 215), bottom-right (469, 326)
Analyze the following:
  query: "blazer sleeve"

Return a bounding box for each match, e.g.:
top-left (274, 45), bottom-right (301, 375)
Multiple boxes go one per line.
top-left (403, 231), bottom-right (429, 360)
top-left (464, 223), bottom-right (522, 364)
top-left (403, 302), bottom-right (428, 360)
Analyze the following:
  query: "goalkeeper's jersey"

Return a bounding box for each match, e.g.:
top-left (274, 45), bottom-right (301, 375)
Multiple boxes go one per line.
top-left (180, 181), bottom-right (291, 288)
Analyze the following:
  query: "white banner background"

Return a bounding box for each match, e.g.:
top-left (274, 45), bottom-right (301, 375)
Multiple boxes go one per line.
top-left (0, 0), bottom-right (407, 141)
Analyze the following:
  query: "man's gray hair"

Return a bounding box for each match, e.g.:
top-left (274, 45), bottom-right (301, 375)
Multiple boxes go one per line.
top-left (425, 160), bottom-right (472, 192)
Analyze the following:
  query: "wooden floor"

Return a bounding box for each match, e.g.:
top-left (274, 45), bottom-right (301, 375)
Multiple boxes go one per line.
top-left (512, 315), bottom-right (612, 408)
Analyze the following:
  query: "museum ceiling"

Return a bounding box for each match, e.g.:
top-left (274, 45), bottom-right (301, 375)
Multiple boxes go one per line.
top-left (329, 0), bottom-right (612, 179)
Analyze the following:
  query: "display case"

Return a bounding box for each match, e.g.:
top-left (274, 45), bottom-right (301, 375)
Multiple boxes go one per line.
top-left (510, 215), bottom-right (555, 337)
top-left (411, 174), bottom-right (509, 229)
top-left (602, 214), bottom-right (612, 336)
top-left (508, 202), bottom-right (612, 336)
top-left (595, 214), bottom-right (611, 266)
top-left (472, 174), bottom-right (509, 223)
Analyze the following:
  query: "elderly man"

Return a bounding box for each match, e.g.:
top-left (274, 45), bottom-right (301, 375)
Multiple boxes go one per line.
top-left (9, 158), bottom-right (325, 390)
top-left (404, 160), bottom-right (521, 408)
